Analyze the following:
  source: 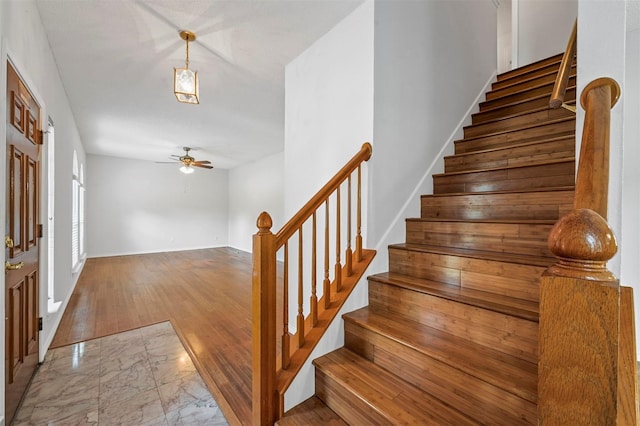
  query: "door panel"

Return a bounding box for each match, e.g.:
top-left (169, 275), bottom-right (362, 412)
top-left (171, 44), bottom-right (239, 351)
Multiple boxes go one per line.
top-left (26, 271), bottom-right (38, 354)
top-left (27, 157), bottom-right (37, 249)
top-left (9, 145), bottom-right (24, 258)
top-left (5, 61), bottom-right (41, 424)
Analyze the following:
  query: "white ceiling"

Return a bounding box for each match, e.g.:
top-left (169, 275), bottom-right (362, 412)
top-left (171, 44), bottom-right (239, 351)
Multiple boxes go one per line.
top-left (35, 0), bottom-right (363, 169)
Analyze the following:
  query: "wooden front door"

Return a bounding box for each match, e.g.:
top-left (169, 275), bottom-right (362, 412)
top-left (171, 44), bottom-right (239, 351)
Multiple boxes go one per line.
top-left (5, 61), bottom-right (41, 423)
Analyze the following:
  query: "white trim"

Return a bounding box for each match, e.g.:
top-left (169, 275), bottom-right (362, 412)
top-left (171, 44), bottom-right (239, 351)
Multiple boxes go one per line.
top-left (374, 72), bottom-right (498, 252)
top-left (512, 0), bottom-right (520, 69)
top-left (0, 35), bottom-right (8, 424)
top-left (41, 258), bottom-right (85, 362)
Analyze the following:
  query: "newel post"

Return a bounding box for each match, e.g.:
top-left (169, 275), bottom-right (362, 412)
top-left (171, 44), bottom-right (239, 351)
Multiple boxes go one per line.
top-left (252, 212), bottom-right (277, 425)
top-left (539, 208), bottom-right (620, 424)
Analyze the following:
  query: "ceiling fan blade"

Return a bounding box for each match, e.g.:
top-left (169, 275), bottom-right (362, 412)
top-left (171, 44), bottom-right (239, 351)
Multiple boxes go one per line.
top-left (192, 164), bottom-right (214, 169)
top-left (156, 161), bottom-right (181, 164)
top-left (192, 160), bottom-right (211, 165)
top-left (169, 155), bottom-right (182, 159)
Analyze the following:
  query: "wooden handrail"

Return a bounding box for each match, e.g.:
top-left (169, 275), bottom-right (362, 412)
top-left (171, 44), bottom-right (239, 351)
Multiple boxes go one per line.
top-left (275, 143), bottom-right (372, 246)
top-left (252, 143), bottom-right (375, 425)
top-left (539, 76), bottom-right (637, 424)
top-left (574, 77), bottom-right (620, 218)
top-left (549, 19), bottom-right (577, 110)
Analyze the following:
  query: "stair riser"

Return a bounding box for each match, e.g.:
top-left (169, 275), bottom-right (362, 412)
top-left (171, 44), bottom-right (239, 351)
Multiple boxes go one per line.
top-left (344, 322), bottom-right (538, 424)
top-left (315, 371), bottom-right (388, 425)
top-left (406, 221), bottom-right (554, 257)
top-left (433, 161), bottom-right (575, 195)
top-left (446, 138), bottom-right (575, 173)
top-left (480, 76), bottom-right (576, 112)
top-left (464, 108), bottom-right (574, 139)
top-left (473, 88), bottom-right (576, 124)
top-left (388, 247), bottom-right (544, 302)
top-left (421, 190), bottom-right (574, 221)
top-left (488, 66), bottom-right (576, 100)
top-left (496, 54), bottom-right (563, 83)
top-left (456, 120), bottom-right (575, 154)
top-left (368, 280), bottom-right (538, 363)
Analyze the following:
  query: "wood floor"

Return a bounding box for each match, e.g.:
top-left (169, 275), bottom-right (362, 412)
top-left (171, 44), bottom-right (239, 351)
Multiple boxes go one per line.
top-left (51, 247), bottom-right (255, 426)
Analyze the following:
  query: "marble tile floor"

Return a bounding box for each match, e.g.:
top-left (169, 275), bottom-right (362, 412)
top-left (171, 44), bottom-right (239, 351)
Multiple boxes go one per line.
top-left (13, 322), bottom-right (229, 425)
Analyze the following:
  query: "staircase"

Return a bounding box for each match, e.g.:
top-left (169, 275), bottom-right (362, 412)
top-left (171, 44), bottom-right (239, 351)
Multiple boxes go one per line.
top-left (277, 53), bottom-right (577, 425)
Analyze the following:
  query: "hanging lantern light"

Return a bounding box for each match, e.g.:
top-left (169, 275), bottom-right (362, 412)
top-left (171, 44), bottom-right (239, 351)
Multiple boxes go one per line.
top-left (174, 30), bottom-right (199, 104)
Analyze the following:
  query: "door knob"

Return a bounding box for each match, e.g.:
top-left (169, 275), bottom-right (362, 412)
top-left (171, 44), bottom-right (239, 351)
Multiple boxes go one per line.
top-left (5, 261), bottom-right (24, 271)
top-left (5, 236), bottom-right (14, 248)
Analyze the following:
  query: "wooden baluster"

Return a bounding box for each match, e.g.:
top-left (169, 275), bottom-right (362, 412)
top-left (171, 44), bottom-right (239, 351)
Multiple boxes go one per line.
top-left (335, 187), bottom-right (342, 292)
top-left (282, 241), bottom-right (290, 370)
top-left (574, 78), bottom-right (620, 217)
top-left (356, 165), bottom-right (363, 262)
top-left (297, 227), bottom-right (305, 347)
top-left (310, 212), bottom-right (318, 326)
top-left (324, 200), bottom-right (331, 309)
top-left (252, 212), bottom-right (277, 425)
top-left (345, 175), bottom-right (353, 276)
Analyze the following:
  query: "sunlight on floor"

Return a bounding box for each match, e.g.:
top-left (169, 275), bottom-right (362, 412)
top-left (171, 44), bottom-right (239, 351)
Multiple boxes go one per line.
top-left (14, 322), bottom-right (229, 425)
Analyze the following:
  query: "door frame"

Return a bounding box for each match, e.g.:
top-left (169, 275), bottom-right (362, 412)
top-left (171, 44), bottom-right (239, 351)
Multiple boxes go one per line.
top-left (0, 38), bottom-right (50, 421)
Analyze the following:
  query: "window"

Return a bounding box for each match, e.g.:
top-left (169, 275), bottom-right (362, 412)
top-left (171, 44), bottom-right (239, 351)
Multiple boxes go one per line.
top-left (72, 150), bottom-right (85, 270)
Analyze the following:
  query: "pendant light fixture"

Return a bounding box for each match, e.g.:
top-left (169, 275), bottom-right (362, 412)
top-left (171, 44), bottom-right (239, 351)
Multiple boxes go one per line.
top-left (174, 30), bottom-right (199, 104)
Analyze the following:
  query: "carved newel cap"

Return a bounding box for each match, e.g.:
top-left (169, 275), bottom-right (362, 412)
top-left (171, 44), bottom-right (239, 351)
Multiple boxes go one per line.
top-left (256, 212), bottom-right (273, 234)
top-left (547, 208), bottom-right (618, 281)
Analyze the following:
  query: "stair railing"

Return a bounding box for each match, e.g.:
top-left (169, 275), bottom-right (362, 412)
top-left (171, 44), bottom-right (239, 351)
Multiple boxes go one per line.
top-left (549, 19), bottom-right (577, 112)
top-left (539, 77), bottom-right (638, 424)
top-left (252, 142), bottom-right (376, 425)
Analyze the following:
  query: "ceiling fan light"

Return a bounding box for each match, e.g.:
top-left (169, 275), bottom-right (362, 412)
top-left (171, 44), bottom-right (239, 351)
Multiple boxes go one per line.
top-left (179, 164), bottom-right (195, 174)
top-left (174, 68), bottom-right (199, 104)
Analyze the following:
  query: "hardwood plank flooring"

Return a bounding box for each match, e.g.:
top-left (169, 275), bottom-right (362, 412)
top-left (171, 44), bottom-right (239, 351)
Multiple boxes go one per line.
top-left (50, 247), bottom-right (256, 426)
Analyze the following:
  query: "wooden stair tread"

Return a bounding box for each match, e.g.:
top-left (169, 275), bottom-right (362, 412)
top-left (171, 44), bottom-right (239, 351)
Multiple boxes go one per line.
top-left (474, 88), bottom-right (577, 123)
top-left (491, 63), bottom-right (576, 93)
top-left (470, 102), bottom-right (576, 130)
top-left (314, 348), bottom-right (480, 425)
top-left (277, 396), bottom-right (347, 426)
top-left (343, 306), bottom-right (538, 402)
top-left (422, 185), bottom-right (575, 198)
top-left (368, 271), bottom-right (539, 321)
top-left (496, 53), bottom-right (563, 82)
top-left (407, 217), bottom-right (556, 225)
top-left (433, 157), bottom-right (574, 178)
top-left (456, 116), bottom-right (575, 144)
top-left (482, 77), bottom-right (575, 107)
top-left (447, 135), bottom-right (574, 160)
top-left (479, 84), bottom-right (576, 113)
top-left (389, 242), bottom-right (554, 267)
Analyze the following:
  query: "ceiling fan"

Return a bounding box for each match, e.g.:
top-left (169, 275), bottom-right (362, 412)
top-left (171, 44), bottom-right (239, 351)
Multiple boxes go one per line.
top-left (161, 147), bottom-right (213, 174)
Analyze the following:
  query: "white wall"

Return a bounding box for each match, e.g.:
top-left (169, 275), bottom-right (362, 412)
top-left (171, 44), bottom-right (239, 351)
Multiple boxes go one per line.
top-left (283, 0), bottom-right (375, 409)
top-left (228, 152), bottom-right (284, 252)
top-left (0, 0), bottom-right (88, 419)
top-left (284, 2), bottom-right (374, 218)
top-left (370, 0), bottom-right (497, 265)
top-left (498, 0), bottom-right (513, 73)
top-left (86, 155), bottom-right (229, 257)
top-left (515, 0), bottom-right (578, 66)
top-left (621, 1), bottom-right (640, 286)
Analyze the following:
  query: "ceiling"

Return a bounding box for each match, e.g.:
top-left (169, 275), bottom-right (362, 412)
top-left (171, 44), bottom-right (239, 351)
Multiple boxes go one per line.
top-left (35, 0), bottom-right (363, 169)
